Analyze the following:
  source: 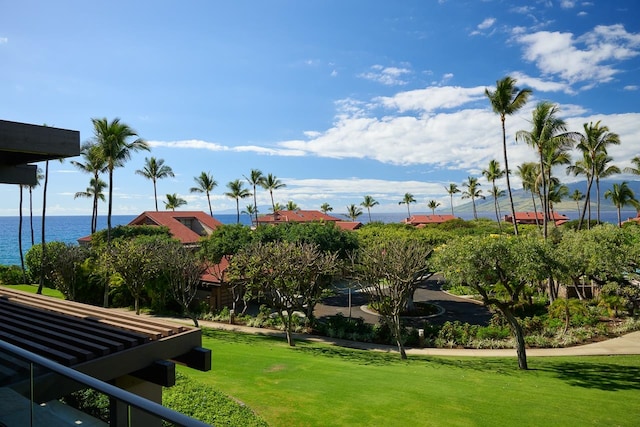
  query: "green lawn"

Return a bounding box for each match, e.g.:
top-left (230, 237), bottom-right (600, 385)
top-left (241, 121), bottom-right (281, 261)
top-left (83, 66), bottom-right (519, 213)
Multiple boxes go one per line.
top-left (3, 284), bottom-right (65, 298)
top-left (181, 329), bottom-right (640, 427)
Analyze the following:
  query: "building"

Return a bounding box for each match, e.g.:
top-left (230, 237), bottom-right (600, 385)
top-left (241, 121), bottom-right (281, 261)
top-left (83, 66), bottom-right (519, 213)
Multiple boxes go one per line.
top-left (402, 214), bottom-right (457, 227)
top-left (504, 211), bottom-right (569, 226)
top-left (256, 209), bottom-right (343, 225)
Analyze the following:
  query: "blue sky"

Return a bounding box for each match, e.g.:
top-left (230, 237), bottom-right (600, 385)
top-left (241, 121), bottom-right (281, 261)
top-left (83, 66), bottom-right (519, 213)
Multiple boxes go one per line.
top-left (1, 0), bottom-right (639, 216)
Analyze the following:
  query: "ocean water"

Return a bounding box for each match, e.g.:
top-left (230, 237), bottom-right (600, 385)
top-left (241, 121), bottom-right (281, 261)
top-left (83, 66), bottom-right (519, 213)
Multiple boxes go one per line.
top-left (0, 210), bottom-right (635, 267)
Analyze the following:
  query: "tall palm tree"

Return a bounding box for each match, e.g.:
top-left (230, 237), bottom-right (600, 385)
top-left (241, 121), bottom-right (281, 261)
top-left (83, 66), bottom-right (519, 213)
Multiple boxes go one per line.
top-left (445, 183), bottom-right (460, 216)
top-left (482, 159), bottom-right (506, 229)
top-left (361, 195), bottom-right (379, 222)
top-left (75, 178), bottom-right (107, 227)
top-left (92, 117), bottom-right (149, 243)
top-left (605, 182), bottom-right (639, 227)
top-left (244, 169), bottom-right (265, 225)
top-left (571, 189), bottom-right (585, 218)
top-left (242, 204), bottom-right (257, 219)
top-left (135, 157), bottom-right (174, 211)
top-left (516, 101), bottom-right (576, 239)
top-left (28, 167), bottom-right (44, 244)
top-left (427, 200), bottom-right (441, 215)
top-left (624, 156), bottom-right (640, 176)
top-left (485, 76), bottom-right (532, 235)
top-left (346, 204), bottom-right (363, 221)
top-left (225, 179), bottom-right (251, 224)
top-left (285, 200), bottom-right (299, 211)
top-left (488, 186), bottom-right (505, 221)
top-left (574, 121), bottom-right (620, 230)
top-left (18, 185), bottom-right (26, 282)
top-left (462, 176), bottom-right (484, 220)
top-left (190, 171), bottom-right (217, 217)
top-left (320, 202), bottom-right (333, 214)
top-left (567, 157), bottom-right (593, 225)
top-left (71, 142), bottom-right (108, 234)
top-left (261, 173), bottom-right (286, 214)
top-left (398, 193), bottom-right (416, 218)
top-left (547, 182), bottom-right (569, 225)
top-left (593, 152), bottom-right (621, 223)
top-left (164, 193), bottom-right (187, 211)
top-left (517, 162), bottom-right (541, 228)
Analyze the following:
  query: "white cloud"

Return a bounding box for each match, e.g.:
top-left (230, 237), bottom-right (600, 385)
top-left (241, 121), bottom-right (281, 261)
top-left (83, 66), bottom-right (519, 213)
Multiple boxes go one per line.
top-left (560, 0), bottom-right (576, 9)
top-left (624, 85), bottom-right (639, 91)
top-left (510, 71), bottom-right (573, 93)
top-left (358, 65), bottom-right (412, 86)
top-left (516, 24), bottom-right (640, 88)
top-left (0, 37), bottom-right (7, 44)
top-left (376, 85), bottom-right (486, 113)
top-left (477, 18), bottom-right (496, 30)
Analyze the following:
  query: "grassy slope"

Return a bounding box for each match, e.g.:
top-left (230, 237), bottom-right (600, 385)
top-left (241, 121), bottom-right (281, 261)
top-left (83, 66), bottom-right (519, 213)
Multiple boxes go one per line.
top-left (181, 329), bottom-right (640, 427)
top-left (3, 284), bottom-right (64, 298)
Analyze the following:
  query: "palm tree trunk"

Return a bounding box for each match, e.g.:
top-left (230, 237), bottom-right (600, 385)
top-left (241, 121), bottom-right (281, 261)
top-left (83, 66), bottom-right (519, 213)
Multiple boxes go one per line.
top-left (578, 176), bottom-right (594, 230)
top-left (107, 168), bottom-right (114, 243)
top-left (450, 194), bottom-right (454, 216)
top-left (236, 199), bottom-right (240, 224)
top-left (206, 192), bottom-right (213, 217)
top-left (37, 160), bottom-right (49, 295)
top-left (530, 191), bottom-right (541, 231)
top-left (252, 184), bottom-right (259, 224)
top-left (367, 208), bottom-right (372, 222)
top-left (29, 187), bottom-right (35, 245)
top-left (153, 179), bottom-right (158, 211)
top-left (539, 151), bottom-right (548, 240)
top-left (596, 177), bottom-right (601, 224)
top-left (18, 186), bottom-right (26, 283)
top-left (472, 198), bottom-right (477, 220)
top-left (501, 116), bottom-right (518, 235)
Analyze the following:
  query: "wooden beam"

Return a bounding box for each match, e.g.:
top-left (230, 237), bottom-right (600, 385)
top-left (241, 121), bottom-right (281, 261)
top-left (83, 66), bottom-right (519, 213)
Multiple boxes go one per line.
top-left (0, 119), bottom-right (80, 165)
top-left (133, 360), bottom-right (176, 387)
top-left (0, 164), bottom-right (37, 185)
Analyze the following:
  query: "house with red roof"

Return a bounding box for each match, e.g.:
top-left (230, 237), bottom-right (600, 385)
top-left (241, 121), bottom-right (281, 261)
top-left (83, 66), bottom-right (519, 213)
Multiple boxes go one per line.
top-left (256, 209), bottom-right (343, 224)
top-left (403, 214), bottom-right (457, 227)
top-left (504, 211), bottom-right (569, 226)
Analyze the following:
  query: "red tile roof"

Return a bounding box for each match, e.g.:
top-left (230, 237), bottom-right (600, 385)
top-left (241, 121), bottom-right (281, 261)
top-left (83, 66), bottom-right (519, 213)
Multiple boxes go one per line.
top-left (504, 211), bottom-right (569, 225)
top-left (403, 214), bottom-right (457, 226)
top-left (200, 257), bottom-right (230, 284)
top-left (256, 210), bottom-right (343, 224)
top-left (335, 221), bottom-right (363, 231)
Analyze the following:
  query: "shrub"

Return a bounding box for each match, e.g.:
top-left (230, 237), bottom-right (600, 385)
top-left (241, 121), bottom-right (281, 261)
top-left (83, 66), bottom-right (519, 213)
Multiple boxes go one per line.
top-left (0, 265), bottom-right (25, 285)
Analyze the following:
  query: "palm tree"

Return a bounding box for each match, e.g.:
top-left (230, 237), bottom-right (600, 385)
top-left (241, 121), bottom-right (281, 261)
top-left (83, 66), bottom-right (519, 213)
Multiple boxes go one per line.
top-left (164, 193), bottom-right (187, 211)
top-left (225, 179), bottom-right (251, 224)
top-left (445, 183), bottom-right (460, 216)
top-left (320, 202), bottom-right (333, 214)
top-left (261, 173), bottom-right (286, 214)
top-left (346, 204), bottom-right (363, 221)
top-left (242, 204), bottom-right (257, 219)
top-left (516, 101), bottom-right (576, 240)
top-left (624, 156), bottom-right (640, 175)
top-left (28, 167), bottom-right (44, 244)
top-left (427, 200), bottom-right (441, 215)
top-left (517, 162), bottom-right (541, 228)
top-left (270, 202), bottom-right (284, 213)
top-left (285, 200), bottom-right (299, 211)
top-left (605, 182), bottom-right (639, 227)
top-left (18, 185), bottom-right (26, 282)
top-left (462, 176), bottom-right (484, 220)
top-left (361, 195), bottom-right (379, 222)
top-left (485, 76), bottom-right (532, 235)
top-left (567, 157), bottom-right (593, 225)
top-left (488, 186), bottom-right (505, 221)
top-left (135, 157), bottom-right (174, 211)
top-left (244, 169), bottom-right (265, 224)
top-left (398, 193), bottom-right (416, 218)
top-left (71, 142), bottom-right (108, 234)
top-left (547, 182), bottom-right (569, 224)
top-left (593, 152), bottom-right (621, 223)
top-left (75, 178), bottom-right (107, 227)
top-left (571, 189), bottom-right (585, 218)
top-left (482, 159), bottom-right (506, 229)
top-left (190, 171), bottom-right (217, 217)
top-left (574, 121), bottom-right (620, 230)
top-left (92, 117), bottom-right (149, 243)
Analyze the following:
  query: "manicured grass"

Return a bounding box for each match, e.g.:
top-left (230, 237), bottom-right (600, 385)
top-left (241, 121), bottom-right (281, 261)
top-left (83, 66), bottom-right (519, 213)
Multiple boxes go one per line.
top-left (3, 284), bottom-right (64, 299)
top-left (180, 328), bottom-right (640, 427)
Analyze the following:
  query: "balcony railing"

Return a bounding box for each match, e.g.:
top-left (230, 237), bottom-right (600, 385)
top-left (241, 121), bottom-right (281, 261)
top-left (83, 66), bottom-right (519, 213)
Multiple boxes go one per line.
top-left (0, 339), bottom-right (210, 427)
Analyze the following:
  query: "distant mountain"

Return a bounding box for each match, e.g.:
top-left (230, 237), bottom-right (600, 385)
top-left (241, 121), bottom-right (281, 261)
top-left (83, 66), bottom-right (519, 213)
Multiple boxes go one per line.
top-left (454, 179), bottom-right (640, 215)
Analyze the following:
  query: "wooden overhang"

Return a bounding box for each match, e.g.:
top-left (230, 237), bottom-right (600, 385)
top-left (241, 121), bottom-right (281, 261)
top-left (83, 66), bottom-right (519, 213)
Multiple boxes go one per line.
top-left (0, 288), bottom-right (211, 388)
top-left (0, 119), bottom-right (80, 185)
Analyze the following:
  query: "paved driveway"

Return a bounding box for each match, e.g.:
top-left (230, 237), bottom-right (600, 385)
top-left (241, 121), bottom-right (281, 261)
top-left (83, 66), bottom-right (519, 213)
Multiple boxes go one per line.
top-left (315, 275), bottom-right (493, 326)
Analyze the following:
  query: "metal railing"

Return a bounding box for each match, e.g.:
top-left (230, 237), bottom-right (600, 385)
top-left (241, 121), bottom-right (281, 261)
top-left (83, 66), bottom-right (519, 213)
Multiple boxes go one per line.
top-left (0, 339), bottom-right (211, 427)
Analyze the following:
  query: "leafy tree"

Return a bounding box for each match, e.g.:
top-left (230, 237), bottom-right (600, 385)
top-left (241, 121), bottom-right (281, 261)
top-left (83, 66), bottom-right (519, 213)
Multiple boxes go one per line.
top-left (261, 173), bottom-right (286, 214)
top-left (605, 181), bottom-right (639, 227)
top-left (164, 193), bottom-right (187, 211)
top-left (91, 224), bottom-right (172, 249)
top-left (48, 244), bottom-right (90, 301)
top-left (92, 117), bottom-right (149, 244)
top-left (445, 183), bottom-right (460, 216)
top-left (351, 238), bottom-right (433, 359)
top-left (227, 241), bottom-right (339, 346)
top-left (427, 200), bottom-right (441, 215)
top-left (516, 101), bottom-right (576, 240)
top-left (135, 157), bottom-right (174, 211)
top-left (482, 159), bottom-right (506, 229)
top-left (225, 179), bottom-right (251, 224)
top-left (190, 171), bottom-right (218, 217)
top-left (485, 76), bottom-right (532, 235)
top-left (244, 169), bottom-right (264, 224)
top-left (398, 193), bottom-right (416, 218)
top-left (361, 195), bottom-right (379, 222)
top-left (346, 204), bottom-right (363, 221)
top-left (461, 176), bottom-right (484, 220)
top-left (71, 142), bottom-right (108, 234)
top-left (433, 235), bottom-right (554, 369)
top-left (320, 202), bottom-right (333, 214)
top-left (24, 241), bottom-right (68, 288)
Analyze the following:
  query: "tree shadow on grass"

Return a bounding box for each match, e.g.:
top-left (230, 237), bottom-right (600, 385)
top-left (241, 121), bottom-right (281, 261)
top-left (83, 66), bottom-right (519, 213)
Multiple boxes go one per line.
top-left (535, 361), bottom-right (640, 391)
